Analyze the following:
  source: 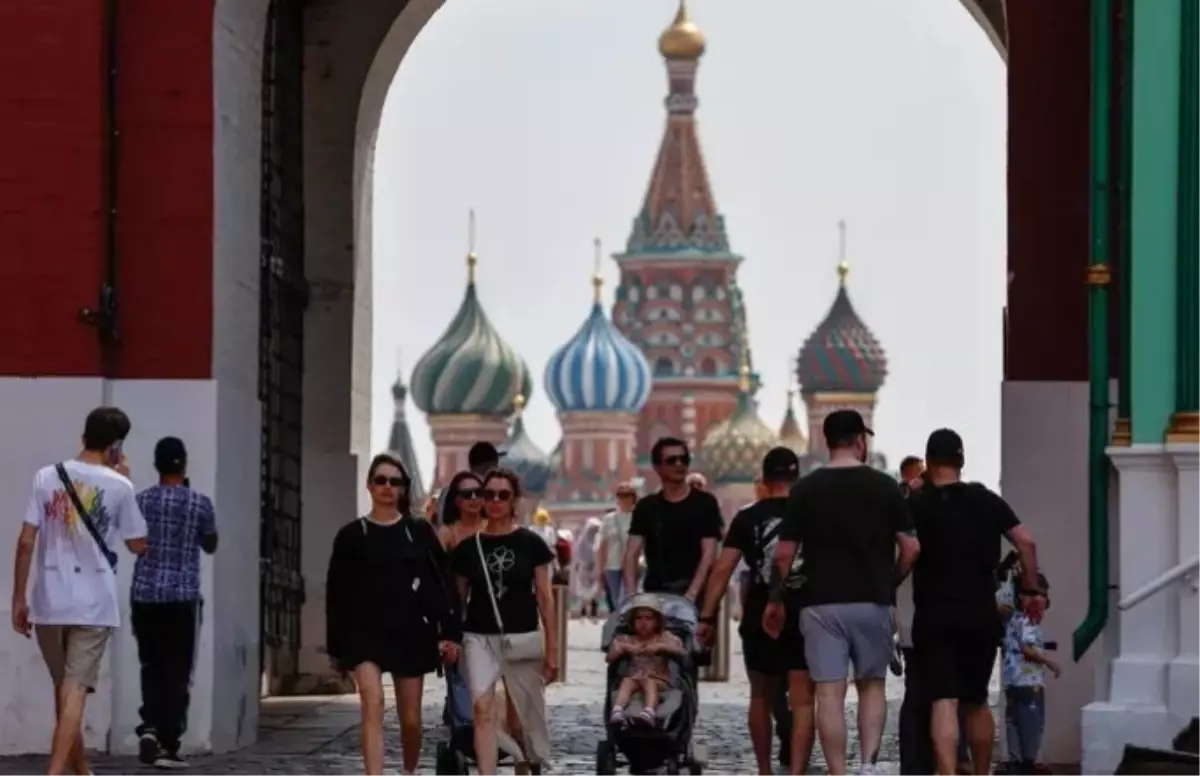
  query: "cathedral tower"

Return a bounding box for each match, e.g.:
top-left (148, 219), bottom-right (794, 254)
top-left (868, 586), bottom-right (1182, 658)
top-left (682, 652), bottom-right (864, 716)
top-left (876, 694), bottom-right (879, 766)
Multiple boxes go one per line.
top-left (385, 360), bottom-right (427, 505)
top-left (544, 240), bottom-right (652, 530)
top-left (410, 213), bottom-right (532, 486)
top-left (796, 222), bottom-right (888, 461)
top-left (611, 1), bottom-right (750, 477)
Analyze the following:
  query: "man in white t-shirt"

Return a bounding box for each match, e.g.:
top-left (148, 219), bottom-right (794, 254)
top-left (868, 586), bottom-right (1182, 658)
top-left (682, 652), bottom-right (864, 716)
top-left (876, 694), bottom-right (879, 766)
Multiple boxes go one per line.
top-left (11, 406), bottom-right (148, 776)
top-left (596, 482), bottom-right (637, 609)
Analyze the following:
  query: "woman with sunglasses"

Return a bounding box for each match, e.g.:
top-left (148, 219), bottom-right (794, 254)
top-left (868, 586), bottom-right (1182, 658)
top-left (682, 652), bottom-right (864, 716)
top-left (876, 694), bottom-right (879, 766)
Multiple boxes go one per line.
top-left (438, 470), bottom-right (485, 550)
top-left (325, 453), bottom-right (461, 776)
top-left (451, 468), bottom-right (557, 774)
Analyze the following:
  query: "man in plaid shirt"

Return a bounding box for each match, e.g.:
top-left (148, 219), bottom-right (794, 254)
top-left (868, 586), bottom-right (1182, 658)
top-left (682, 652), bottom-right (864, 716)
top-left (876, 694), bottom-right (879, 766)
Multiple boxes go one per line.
top-left (131, 437), bottom-right (218, 769)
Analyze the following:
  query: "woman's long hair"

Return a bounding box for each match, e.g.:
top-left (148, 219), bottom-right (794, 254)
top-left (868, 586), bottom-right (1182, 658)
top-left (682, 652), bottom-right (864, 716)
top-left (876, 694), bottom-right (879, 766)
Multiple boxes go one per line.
top-left (480, 468), bottom-right (523, 523)
top-left (442, 470), bottom-right (484, 527)
top-left (366, 452), bottom-right (413, 516)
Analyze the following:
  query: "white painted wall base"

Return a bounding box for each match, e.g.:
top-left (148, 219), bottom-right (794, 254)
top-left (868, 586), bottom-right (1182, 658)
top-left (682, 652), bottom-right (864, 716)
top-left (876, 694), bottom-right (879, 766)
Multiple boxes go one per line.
top-left (0, 377), bottom-right (251, 757)
top-left (1081, 443), bottom-right (1200, 774)
top-left (1001, 380), bottom-right (1093, 764)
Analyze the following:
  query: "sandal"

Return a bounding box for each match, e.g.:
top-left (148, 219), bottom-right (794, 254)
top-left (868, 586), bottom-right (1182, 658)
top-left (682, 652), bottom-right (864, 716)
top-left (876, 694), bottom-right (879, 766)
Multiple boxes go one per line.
top-left (638, 706), bottom-right (657, 725)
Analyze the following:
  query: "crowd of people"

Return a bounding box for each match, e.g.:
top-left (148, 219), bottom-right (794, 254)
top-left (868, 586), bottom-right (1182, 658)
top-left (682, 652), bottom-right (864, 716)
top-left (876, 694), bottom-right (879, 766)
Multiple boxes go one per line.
top-left (10, 405), bottom-right (1052, 775)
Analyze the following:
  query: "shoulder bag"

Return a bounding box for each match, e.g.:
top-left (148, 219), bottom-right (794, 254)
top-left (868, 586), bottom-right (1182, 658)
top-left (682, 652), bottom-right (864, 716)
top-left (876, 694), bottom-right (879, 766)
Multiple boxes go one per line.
top-left (55, 463), bottom-right (118, 570)
top-left (474, 532), bottom-right (543, 662)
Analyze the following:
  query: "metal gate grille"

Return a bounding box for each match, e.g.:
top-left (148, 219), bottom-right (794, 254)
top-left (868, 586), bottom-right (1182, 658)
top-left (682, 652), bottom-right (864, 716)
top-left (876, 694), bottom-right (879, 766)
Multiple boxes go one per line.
top-left (259, 0), bottom-right (306, 682)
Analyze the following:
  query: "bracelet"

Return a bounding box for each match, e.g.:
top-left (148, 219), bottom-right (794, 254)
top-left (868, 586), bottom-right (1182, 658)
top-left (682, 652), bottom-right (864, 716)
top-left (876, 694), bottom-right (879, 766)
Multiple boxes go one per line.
top-left (699, 615), bottom-right (717, 625)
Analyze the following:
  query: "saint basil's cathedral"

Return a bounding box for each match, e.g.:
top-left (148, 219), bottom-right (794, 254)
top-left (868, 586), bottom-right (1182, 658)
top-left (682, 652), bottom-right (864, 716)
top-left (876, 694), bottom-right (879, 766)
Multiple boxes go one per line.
top-left (387, 3), bottom-right (891, 527)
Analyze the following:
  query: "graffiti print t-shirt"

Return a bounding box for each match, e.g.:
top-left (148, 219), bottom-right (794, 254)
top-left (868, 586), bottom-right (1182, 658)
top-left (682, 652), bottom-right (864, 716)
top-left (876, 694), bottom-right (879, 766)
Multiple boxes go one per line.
top-left (723, 497), bottom-right (805, 636)
top-left (451, 527), bottom-right (554, 635)
top-left (23, 460), bottom-right (147, 627)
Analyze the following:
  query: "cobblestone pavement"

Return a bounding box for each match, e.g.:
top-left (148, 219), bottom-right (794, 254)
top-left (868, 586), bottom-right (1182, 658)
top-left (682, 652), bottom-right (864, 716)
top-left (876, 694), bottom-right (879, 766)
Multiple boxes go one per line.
top-left (1, 620), bottom-right (1000, 774)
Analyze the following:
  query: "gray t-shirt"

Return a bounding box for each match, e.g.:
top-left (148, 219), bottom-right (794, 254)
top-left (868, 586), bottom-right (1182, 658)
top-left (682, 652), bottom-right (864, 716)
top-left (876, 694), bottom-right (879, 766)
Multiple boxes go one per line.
top-left (599, 510), bottom-right (632, 571)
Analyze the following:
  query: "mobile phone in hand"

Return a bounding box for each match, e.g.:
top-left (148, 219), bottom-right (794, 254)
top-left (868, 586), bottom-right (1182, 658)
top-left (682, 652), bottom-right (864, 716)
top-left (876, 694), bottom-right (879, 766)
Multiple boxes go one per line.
top-left (1044, 640), bottom-right (1058, 651)
top-left (106, 441), bottom-right (123, 467)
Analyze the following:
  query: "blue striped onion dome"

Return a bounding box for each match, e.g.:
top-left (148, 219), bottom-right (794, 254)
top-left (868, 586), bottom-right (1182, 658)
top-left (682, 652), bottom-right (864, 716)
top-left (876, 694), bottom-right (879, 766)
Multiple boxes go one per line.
top-left (410, 280), bottom-right (532, 415)
top-left (544, 301), bottom-right (652, 414)
top-left (699, 372), bottom-right (779, 484)
top-left (503, 397), bottom-right (554, 496)
top-left (797, 262), bottom-right (888, 395)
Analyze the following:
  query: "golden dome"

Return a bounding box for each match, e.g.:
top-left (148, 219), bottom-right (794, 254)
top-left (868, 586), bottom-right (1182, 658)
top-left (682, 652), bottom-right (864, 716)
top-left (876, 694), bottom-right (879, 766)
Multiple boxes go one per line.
top-left (658, 0), bottom-right (706, 61)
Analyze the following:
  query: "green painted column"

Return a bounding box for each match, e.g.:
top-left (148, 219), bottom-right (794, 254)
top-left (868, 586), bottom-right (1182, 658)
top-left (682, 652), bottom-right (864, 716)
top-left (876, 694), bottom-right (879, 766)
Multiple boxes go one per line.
top-left (1168, 0), bottom-right (1199, 443)
top-left (1129, 0), bottom-right (1181, 444)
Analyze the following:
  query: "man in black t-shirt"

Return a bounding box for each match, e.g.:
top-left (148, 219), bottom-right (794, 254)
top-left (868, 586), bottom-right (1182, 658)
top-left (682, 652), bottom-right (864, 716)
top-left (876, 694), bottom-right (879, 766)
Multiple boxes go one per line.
top-left (764, 409), bottom-right (921, 775)
top-left (908, 429), bottom-right (1041, 776)
top-left (699, 447), bottom-right (814, 775)
top-left (622, 437), bottom-right (723, 601)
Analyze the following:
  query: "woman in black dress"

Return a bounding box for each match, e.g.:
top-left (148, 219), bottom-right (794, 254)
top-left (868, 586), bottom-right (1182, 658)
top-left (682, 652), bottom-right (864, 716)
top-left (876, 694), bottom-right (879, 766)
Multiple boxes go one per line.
top-left (326, 453), bottom-right (461, 775)
top-left (451, 468), bottom-right (558, 774)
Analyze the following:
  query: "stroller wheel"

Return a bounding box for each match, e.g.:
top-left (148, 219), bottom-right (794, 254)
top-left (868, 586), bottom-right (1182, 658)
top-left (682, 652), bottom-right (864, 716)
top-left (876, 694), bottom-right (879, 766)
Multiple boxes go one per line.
top-left (435, 741), bottom-right (455, 775)
top-left (595, 740), bottom-right (617, 775)
top-left (687, 762), bottom-right (703, 775)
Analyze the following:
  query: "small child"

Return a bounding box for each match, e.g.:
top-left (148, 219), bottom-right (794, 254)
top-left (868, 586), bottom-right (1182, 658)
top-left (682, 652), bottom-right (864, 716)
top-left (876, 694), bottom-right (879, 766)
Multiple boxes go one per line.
top-left (1002, 574), bottom-right (1059, 775)
top-left (607, 597), bottom-right (686, 726)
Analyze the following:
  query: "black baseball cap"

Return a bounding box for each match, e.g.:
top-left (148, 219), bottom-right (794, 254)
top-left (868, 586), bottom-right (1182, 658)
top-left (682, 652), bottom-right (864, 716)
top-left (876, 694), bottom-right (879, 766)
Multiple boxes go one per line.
top-left (762, 446), bottom-right (801, 483)
top-left (154, 436), bottom-right (187, 471)
top-left (468, 441), bottom-right (506, 470)
top-left (822, 409), bottom-right (874, 445)
top-left (925, 428), bottom-right (965, 465)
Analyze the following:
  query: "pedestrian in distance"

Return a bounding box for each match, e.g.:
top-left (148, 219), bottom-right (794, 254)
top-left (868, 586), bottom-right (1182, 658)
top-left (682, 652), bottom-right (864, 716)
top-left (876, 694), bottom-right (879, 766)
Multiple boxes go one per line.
top-left (131, 437), bottom-right (218, 770)
top-left (763, 410), bottom-right (920, 775)
top-left (906, 428), bottom-right (1041, 775)
top-left (596, 482), bottom-right (638, 611)
top-left (325, 453), bottom-right (462, 776)
top-left (10, 406), bottom-right (148, 776)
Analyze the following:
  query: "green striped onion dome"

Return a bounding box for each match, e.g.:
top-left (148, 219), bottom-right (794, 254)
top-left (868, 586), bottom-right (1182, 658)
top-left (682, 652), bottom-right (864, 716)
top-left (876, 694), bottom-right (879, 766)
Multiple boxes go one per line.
top-left (410, 282), bottom-right (533, 415)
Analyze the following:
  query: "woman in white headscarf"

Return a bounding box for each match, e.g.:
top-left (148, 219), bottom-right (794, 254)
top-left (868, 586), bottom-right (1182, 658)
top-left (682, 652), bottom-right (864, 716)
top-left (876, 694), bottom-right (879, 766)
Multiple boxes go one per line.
top-left (571, 517), bottom-right (603, 619)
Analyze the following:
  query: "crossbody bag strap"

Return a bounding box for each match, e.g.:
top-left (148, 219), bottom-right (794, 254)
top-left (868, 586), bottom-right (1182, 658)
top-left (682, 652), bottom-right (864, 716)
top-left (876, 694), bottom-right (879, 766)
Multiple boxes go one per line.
top-left (55, 463), bottom-right (117, 570)
top-left (474, 532), bottom-right (507, 636)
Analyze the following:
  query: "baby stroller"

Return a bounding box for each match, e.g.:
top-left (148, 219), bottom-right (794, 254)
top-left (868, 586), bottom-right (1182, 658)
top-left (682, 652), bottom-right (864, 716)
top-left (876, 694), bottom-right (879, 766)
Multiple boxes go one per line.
top-left (595, 593), bottom-right (707, 775)
top-left (435, 663), bottom-right (540, 774)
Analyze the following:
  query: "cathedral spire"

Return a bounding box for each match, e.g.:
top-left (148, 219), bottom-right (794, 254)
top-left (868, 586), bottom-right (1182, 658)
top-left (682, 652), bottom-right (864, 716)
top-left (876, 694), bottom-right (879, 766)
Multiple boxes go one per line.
top-left (620, 0), bottom-right (731, 257)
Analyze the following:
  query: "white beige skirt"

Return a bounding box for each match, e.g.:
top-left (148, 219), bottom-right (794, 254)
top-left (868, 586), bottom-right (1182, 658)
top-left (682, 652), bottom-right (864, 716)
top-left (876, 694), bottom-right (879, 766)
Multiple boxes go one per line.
top-left (463, 632), bottom-right (551, 767)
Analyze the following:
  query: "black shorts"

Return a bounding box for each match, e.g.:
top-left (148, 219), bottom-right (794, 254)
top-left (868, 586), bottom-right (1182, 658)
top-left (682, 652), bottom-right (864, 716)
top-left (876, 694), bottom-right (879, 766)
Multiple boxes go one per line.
top-left (911, 612), bottom-right (1000, 704)
top-left (742, 606), bottom-right (807, 675)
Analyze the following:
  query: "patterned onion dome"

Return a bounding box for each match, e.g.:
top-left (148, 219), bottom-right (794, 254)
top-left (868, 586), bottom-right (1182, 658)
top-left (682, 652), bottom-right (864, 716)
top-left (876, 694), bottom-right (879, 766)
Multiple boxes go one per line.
top-left (699, 367), bottom-right (779, 484)
top-left (503, 395), bottom-right (553, 496)
top-left (544, 269), bottom-right (652, 414)
top-left (797, 260), bottom-right (888, 395)
top-left (410, 256), bottom-right (533, 415)
top-left (778, 388), bottom-right (808, 455)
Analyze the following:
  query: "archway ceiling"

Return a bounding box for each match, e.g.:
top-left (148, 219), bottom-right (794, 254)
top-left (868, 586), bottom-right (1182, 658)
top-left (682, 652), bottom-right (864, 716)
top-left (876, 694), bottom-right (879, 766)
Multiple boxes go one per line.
top-left (960, 0), bottom-right (1008, 60)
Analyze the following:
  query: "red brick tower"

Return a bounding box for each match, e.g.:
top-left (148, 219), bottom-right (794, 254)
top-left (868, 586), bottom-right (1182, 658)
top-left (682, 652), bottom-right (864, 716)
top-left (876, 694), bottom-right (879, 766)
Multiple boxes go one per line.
top-left (610, 0), bottom-right (750, 479)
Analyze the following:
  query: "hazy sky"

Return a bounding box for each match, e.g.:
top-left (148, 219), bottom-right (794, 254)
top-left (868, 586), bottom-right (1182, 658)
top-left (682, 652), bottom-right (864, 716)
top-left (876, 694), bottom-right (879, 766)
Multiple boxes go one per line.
top-left (370, 0), bottom-right (1007, 489)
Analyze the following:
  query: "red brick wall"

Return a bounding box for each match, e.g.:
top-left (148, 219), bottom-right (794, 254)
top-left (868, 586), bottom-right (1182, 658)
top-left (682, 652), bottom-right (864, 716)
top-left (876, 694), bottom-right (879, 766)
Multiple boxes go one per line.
top-left (0, 0), bottom-right (214, 378)
top-left (1005, 0), bottom-right (1092, 382)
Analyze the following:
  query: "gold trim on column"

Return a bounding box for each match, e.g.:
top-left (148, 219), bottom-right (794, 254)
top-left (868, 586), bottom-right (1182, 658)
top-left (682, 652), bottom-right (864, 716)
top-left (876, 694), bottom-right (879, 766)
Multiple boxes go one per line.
top-left (1086, 264), bottom-right (1112, 285)
top-left (1110, 417), bottom-right (1132, 446)
top-left (1166, 411), bottom-right (1200, 444)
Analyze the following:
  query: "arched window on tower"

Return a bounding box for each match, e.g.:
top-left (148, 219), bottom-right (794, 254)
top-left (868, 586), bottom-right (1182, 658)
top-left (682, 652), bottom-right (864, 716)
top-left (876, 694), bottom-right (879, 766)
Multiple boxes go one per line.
top-left (654, 357), bottom-right (675, 376)
top-left (699, 356), bottom-right (717, 376)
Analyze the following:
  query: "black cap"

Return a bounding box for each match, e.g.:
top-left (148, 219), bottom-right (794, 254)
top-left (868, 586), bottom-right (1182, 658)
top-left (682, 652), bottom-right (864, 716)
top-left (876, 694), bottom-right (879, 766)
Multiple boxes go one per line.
top-left (762, 446), bottom-right (801, 483)
top-left (153, 436), bottom-right (187, 471)
top-left (822, 409), bottom-right (874, 445)
top-left (467, 441), bottom-right (505, 470)
top-left (925, 428), bottom-right (965, 465)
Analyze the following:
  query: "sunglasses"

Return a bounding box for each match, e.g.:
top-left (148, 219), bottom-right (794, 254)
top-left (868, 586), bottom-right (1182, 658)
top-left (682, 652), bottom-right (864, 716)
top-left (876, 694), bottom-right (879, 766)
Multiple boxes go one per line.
top-left (457, 488), bottom-right (482, 500)
top-left (661, 454), bottom-right (691, 466)
top-left (371, 476), bottom-right (407, 488)
top-left (483, 489), bottom-right (514, 502)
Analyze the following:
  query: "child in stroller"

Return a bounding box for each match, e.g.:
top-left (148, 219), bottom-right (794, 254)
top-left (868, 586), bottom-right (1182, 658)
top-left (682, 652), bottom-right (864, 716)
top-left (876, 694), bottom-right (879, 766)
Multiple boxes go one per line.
top-left (596, 593), bottom-right (707, 775)
top-left (607, 598), bottom-right (687, 726)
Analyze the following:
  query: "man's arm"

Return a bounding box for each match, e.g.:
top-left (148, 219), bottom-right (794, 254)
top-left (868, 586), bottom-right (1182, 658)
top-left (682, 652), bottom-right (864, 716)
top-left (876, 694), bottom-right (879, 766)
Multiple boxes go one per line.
top-left (12, 524), bottom-right (37, 625)
top-left (894, 531), bottom-right (920, 587)
top-left (123, 488), bottom-right (149, 555)
top-left (768, 539), bottom-right (799, 603)
top-left (622, 535), bottom-right (644, 596)
top-left (686, 537), bottom-right (717, 601)
top-left (698, 544), bottom-right (740, 617)
top-left (1006, 524), bottom-right (1039, 592)
top-left (199, 495), bottom-right (218, 555)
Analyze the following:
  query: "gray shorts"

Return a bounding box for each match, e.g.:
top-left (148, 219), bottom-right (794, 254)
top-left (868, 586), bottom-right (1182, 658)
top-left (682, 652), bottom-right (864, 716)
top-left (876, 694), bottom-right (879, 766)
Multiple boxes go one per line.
top-left (800, 603), bottom-right (893, 683)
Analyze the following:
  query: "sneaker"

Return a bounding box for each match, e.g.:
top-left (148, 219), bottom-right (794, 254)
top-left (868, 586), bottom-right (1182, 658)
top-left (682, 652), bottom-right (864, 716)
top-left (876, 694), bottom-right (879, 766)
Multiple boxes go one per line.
top-left (638, 706), bottom-right (657, 725)
top-left (609, 706), bottom-right (625, 725)
top-left (889, 641), bottom-right (904, 677)
top-left (859, 763), bottom-right (880, 775)
top-left (138, 731), bottom-right (160, 765)
top-left (153, 752), bottom-right (189, 770)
